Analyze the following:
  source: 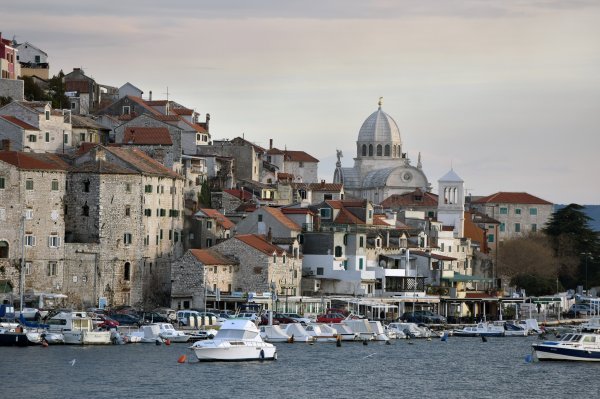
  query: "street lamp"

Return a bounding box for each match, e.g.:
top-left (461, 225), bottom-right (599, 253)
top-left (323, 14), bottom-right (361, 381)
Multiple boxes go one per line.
top-left (581, 252), bottom-right (593, 294)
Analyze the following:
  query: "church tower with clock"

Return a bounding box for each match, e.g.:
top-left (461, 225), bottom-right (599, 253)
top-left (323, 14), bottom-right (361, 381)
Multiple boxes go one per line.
top-left (333, 98), bottom-right (431, 204)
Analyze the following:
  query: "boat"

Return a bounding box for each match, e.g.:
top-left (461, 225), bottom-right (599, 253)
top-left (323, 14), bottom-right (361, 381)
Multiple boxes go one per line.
top-left (387, 322), bottom-right (434, 339)
top-left (330, 323), bottom-right (359, 341)
top-left (189, 319), bottom-right (277, 361)
top-left (452, 322), bottom-right (505, 337)
top-left (579, 316), bottom-right (600, 333)
top-left (158, 323), bottom-right (191, 343)
top-left (127, 324), bottom-right (164, 343)
top-left (493, 321), bottom-right (528, 337)
top-left (260, 325), bottom-right (292, 343)
top-left (0, 325), bottom-right (40, 346)
top-left (304, 324), bottom-right (338, 342)
top-left (342, 319), bottom-right (376, 341)
top-left (47, 311), bottom-right (112, 345)
top-left (532, 332), bottom-right (600, 361)
top-left (369, 321), bottom-right (390, 341)
top-left (283, 323), bottom-right (314, 343)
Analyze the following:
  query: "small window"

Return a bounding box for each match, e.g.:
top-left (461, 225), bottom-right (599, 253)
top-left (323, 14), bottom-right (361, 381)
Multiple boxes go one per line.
top-left (334, 246), bottom-right (342, 257)
top-left (122, 106), bottom-right (130, 115)
top-left (530, 208), bottom-right (538, 216)
top-left (123, 262), bottom-right (131, 281)
top-left (24, 261), bottom-right (32, 275)
top-left (125, 183), bottom-right (131, 193)
top-left (47, 261), bottom-right (57, 276)
top-left (299, 161), bottom-right (304, 168)
top-left (83, 181), bottom-right (90, 192)
top-left (82, 204), bottom-right (89, 216)
top-left (206, 220), bottom-right (213, 229)
top-left (359, 258), bottom-right (364, 270)
top-left (144, 209), bottom-right (152, 217)
top-left (515, 223), bottom-right (521, 233)
top-left (26, 179), bottom-right (34, 190)
top-left (500, 223), bottom-right (505, 232)
top-left (48, 235), bottom-right (61, 248)
top-left (45, 132), bottom-right (50, 142)
top-left (359, 236), bottom-right (364, 247)
top-left (25, 209), bottom-right (33, 220)
top-left (515, 208), bottom-right (521, 215)
top-left (123, 233), bottom-right (132, 245)
top-left (0, 176), bottom-right (5, 189)
top-left (206, 238), bottom-right (213, 247)
top-left (0, 240), bottom-right (9, 258)
top-left (51, 179), bottom-right (59, 191)
top-left (125, 206), bottom-right (131, 217)
top-left (63, 133), bottom-right (69, 144)
top-left (320, 208), bottom-right (331, 219)
top-left (258, 214), bottom-right (263, 222)
top-left (25, 234), bottom-right (36, 247)
top-left (316, 267), bottom-right (324, 276)
top-left (499, 207), bottom-right (508, 215)
top-left (45, 110), bottom-right (50, 120)
top-left (487, 234), bottom-right (495, 243)
top-left (531, 224), bottom-right (537, 233)
top-left (376, 145), bottom-right (382, 156)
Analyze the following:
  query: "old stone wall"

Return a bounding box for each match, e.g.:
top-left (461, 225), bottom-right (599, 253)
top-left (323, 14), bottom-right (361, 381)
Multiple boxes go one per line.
top-left (0, 78), bottom-right (24, 101)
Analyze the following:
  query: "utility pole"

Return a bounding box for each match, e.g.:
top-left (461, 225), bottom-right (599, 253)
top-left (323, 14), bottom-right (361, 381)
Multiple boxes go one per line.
top-left (19, 215), bottom-right (25, 312)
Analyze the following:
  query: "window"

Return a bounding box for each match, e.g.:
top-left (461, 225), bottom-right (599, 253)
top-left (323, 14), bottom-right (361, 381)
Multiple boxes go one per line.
top-left (125, 206), bottom-right (131, 217)
top-left (441, 243), bottom-right (445, 252)
top-left (123, 233), bottom-right (132, 245)
top-left (48, 235), bottom-right (61, 248)
top-left (384, 145), bottom-right (390, 156)
top-left (299, 161), bottom-right (304, 168)
top-left (144, 209), bottom-right (152, 217)
top-left (376, 145), bottom-right (382, 156)
top-left (320, 208), bottom-right (331, 219)
top-left (174, 231), bottom-right (179, 242)
top-left (196, 134), bottom-right (201, 141)
top-left (26, 179), bottom-right (34, 190)
top-left (122, 106), bottom-right (130, 115)
top-left (368, 145), bottom-right (373, 156)
top-left (123, 262), bottom-right (131, 281)
top-left (206, 238), bottom-right (212, 247)
top-left (362, 145), bottom-right (367, 156)
top-left (499, 207), bottom-right (508, 215)
top-left (359, 258), bottom-right (364, 270)
top-left (45, 132), bottom-right (50, 142)
top-left (531, 224), bottom-right (537, 233)
top-left (500, 223), bottom-right (505, 232)
top-left (515, 208), bottom-right (521, 215)
top-left (144, 185), bottom-right (153, 193)
top-left (47, 262), bottom-right (57, 277)
top-left (83, 181), bottom-right (90, 192)
top-left (359, 236), bottom-right (364, 247)
top-left (82, 204), bottom-right (89, 216)
top-left (324, 194), bottom-right (333, 200)
top-left (51, 179), bottom-right (59, 191)
top-left (530, 208), bottom-right (538, 216)
top-left (63, 133), bottom-right (69, 144)
top-left (24, 261), bottom-right (32, 275)
top-left (168, 230), bottom-right (172, 240)
top-left (334, 246), bottom-right (342, 257)
top-left (258, 214), bottom-right (263, 222)
top-left (25, 235), bottom-right (36, 247)
top-left (0, 176), bottom-right (4, 189)
top-left (25, 209), bottom-right (33, 220)
top-left (45, 110), bottom-right (50, 120)
top-left (144, 235), bottom-right (149, 246)
top-left (316, 267), bottom-right (324, 276)
top-left (515, 223), bottom-right (521, 233)
top-left (125, 183), bottom-right (131, 193)
top-left (0, 240), bottom-right (8, 258)
top-left (159, 229), bottom-right (163, 240)
top-left (159, 209), bottom-right (166, 217)
top-left (71, 102), bottom-right (76, 110)
top-left (206, 221), bottom-right (213, 229)
top-left (488, 234), bottom-right (495, 243)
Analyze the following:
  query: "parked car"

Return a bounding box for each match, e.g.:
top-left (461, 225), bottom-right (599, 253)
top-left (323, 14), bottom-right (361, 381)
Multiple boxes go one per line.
top-left (400, 310), bottom-right (447, 324)
top-left (140, 312), bottom-right (169, 323)
top-left (236, 312), bottom-right (259, 321)
top-left (97, 314), bottom-right (119, 329)
top-left (563, 304), bottom-right (592, 317)
top-left (280, 312), bottom-right (313, 325)
top-left (153, 307), bottom-right (177, 321)
top-left (176, 310), bottom-right (201, 326)
top-left (316, 313), bottom-right (346, 323)
top-left (110, 313), bottom-right (143, 327)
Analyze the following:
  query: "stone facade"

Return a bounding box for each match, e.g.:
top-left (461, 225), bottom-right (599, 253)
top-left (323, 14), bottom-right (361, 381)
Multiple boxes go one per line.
top-left (0, 78), bottom-right (24, 101)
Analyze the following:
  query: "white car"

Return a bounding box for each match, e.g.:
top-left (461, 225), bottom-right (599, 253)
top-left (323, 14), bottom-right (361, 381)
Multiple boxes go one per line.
top-left (236, 312), bottom-right (259, 321)
top-left (281, 312), bottom-right (313, 325)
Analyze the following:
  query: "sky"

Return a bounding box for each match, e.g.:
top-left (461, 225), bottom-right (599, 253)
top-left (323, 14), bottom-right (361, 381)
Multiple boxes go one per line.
top-left (3, 0), bottom-right (600, 204)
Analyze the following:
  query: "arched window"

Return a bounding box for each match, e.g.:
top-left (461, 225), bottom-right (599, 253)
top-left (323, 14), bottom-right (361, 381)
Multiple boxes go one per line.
top-left (361, 145), bottom-right (367, 156)
top-left (82, 204), bottom-right (89, 216)
top-left (123, 262), bottom-right (131, 281)
top-left (368, 145), bottom-right (373, 156)
top-left (393, 145), bottom-right (397, 157)
top-left (0, 240), bottom-right (8, 258)
top-left (376, 145), bottom-right (382, 156)
top-left (384, 145), bottom-right (390, 156)
top-left (334, 245), bottom-right (343, 257)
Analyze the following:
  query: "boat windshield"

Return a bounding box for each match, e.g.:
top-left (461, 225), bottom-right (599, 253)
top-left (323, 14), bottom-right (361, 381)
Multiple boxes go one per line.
top-left (216, 329), bottom-right (258, 340)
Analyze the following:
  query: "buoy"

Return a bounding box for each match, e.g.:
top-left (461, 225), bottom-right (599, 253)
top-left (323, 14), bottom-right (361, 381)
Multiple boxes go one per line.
top-left (177, 355), bottom-right (187, 364)
top-left (481, 336), bottom-right (488, 342)
top-left (336, 335), bottom-right (342, 347)
top-left (165, 339), bottom-right (171, 346)
top-left (385, 340), bottom-right (391, 345)
top-left (155, 339), bottom-right (162, 346)
top-left (42, 340), bottom-right (49, 348)
top-left (362, 339), bottom-right (368, 346)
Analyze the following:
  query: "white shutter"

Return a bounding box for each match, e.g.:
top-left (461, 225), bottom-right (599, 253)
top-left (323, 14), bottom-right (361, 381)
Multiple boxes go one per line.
top-left (31, 236), bottom-right (36, 247)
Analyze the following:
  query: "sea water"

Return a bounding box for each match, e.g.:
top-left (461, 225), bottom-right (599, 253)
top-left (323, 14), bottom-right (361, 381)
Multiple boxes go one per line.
top-left (1, 336), bottom-right (597, 398)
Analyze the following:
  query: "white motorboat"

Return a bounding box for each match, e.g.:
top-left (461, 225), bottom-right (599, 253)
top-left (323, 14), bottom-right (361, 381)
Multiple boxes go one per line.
top-left (387, 322), bottom-right (434, 339)
top-left (330, 323), bottom-right (359, 341)
top-left (579, 316), bottom-right (600, 333)
top-left (532, 332), bottom-right (600, 361)
top-left (283, 323), bottom-right (314, 343)
top-left (493, 321), bottom-right (528, 337)
top-left (453, 322), bottom-right (505, 337)
top-left (304, 324), bottom-right (338, 342)
top-left (47, 311), bottom-right (112, 345)
top-left (343, 319), bottom-right (376, 341)
top-left (369, 321), bottom-right (390, 341)
top-left (127, 324), bottom-right (163, 343)
top-left (260, 325), bottom-right (292, 343)
top-left (158, 323), bottom-right (191, 343)
top-left (189, 319), bottom-right (277, 361)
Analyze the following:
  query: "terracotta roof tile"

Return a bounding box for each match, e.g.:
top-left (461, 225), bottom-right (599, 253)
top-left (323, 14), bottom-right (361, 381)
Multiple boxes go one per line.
top-left (334, 208), bottom-right (363, 224)
top-left (104, 147), bottom-right (180, 179)
top-left (197, 208), bottom-right (235, 230)
top-left (145, 100), bottom-right (169, 106)
top-left (281, 208), bottom-right (315, 215)
top-left (380, 189), bottom-right (438, 207)
top-left (262, 207), bottom-right (301, 230)
top-left (123, 127), bottom-right (173, 145)
top-left (373, 214), bottom-right (392, 226)
top-left (0, 151), bottom-right (68, 171)
top-left (284, 150), bottom-right (318, 163)
top-left (172, 107), bottom-right (193, 115)
top-left (224, 189), bottom-right (253, 201)
top-left (267, 148), bottom-right (285, 155)
top-left (190, 249), bottom-right (237, 265)
top-left (308, 182), bottom-right (343, 192)
top-left (0, 115), bottom-right (39, 130)
top-left (235, 234), bottom-right (286, 256)
top-left (156, 114), bottom-right (183, 122)
top-left (472, 192), bottom-right (552, 205)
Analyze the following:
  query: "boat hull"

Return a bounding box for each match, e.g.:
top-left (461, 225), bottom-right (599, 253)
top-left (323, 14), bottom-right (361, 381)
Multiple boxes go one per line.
top-left (532, 343), bottom-right (600, 362)
top-left (63, 331), bottom-right (112, 345)
top-left (452, 331), bottom-right (504, 337)
top-left (0, 332), bottom-right (37, 346)
top-left (192, 345), bottom-right (277, 361)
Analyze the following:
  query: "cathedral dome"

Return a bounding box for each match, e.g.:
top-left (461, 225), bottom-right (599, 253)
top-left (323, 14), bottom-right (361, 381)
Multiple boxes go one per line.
top-left (357, 100), bottom-right (402, 144)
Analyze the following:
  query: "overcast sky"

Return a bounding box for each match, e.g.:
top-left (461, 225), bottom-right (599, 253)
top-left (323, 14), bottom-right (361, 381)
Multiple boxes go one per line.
top-left (3, 0), bottom-right (599, 204)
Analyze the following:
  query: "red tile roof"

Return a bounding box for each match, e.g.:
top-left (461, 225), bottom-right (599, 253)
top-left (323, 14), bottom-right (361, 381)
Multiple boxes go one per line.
top-left (472, 192), bottom-right (552, 205)
top-left (373, 214), bottom-right (392, 226)
top-left (172, 107), bottom-right (193, 115)
top-left (155, 115), bottom-right (182, 122)
top-left (380, 189), bottom-right (438, 207)
top-left (190, 249), bottom-right (237, 265)
top-left (334, 207), bottom-right (363, 224)
top-left (0, 115), bottom-right (39, 130)
top-left (235, 234), bottom-right (286, 256)
top-left (123, 127), bottom-right (173, 145)
top-left (309, 182), bottom-right (343, 192)
top-left (267, 148), bottom-right (285, 155)
top-left (145, 100), bottom-right (169, 106)
top-left (284, 150), bottom-right (318, 163)
top-left (104, 147), bottom-right (180, 179)
top-left (277, 172), bottom-right (294, 181)
top-left (0, 151), bottom-right (68, 171)
top-left (262, 207), bottom-right (301, 230)
top-left (224, 189), bottom-right (253, 201)
top-left (197, 208), bottom-right (235, 230)
top-left (281, 208), bottom-right (315, 215)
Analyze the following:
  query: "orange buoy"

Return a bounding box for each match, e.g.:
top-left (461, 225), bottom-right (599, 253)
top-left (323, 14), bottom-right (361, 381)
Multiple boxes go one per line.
top-left (165, 339), bottom-right (171, 346)
top-left (42, 341), bottom-right (49, 348)
top-left (177, 355), bottom-right (187, 364)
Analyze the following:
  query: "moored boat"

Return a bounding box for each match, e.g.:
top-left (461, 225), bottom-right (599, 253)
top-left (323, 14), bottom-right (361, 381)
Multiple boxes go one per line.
top-left (532, 332), bottom-right (600, 361)
top-left (453, 322), bottom-right (505, 337)
top-left (47, 311), bottom-right (112, 345)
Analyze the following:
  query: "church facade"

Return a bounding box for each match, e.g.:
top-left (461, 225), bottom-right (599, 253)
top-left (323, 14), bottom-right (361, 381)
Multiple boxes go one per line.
top-left (333, 99), bottom-right (431, 204)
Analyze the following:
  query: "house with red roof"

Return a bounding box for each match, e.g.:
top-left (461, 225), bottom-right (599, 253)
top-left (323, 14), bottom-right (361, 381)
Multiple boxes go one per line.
top-left (64, 68), bottom-right (101, 115)
top-left (470, 192), bottom-right (554, 241)
top-left (265, 139), bottom-right (319, 183)
top-left (193, 208), bottom-right (234, 248)
top-left (234, 206), bottom-right (302, 239)
top-left (0, 150), bottom-right (68, 303)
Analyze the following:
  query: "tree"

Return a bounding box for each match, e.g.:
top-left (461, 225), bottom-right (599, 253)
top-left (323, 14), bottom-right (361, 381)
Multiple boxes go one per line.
top-left (198, 180), bottom-right (211, 208)
top-left (23, 76), bottom-right (45, 101)
top-left (510, 274), bottom-right (561, 296)
top-left (0, 96), bottom-right (12, 106)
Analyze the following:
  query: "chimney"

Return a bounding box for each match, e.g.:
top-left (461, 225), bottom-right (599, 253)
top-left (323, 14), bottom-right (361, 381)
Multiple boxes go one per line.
top-left (149, 90), bottom-right (152, 101)
top-left (269, 139), bottom-right (273, 150)
top-left (267, 227), bottom-right (272, 243)
top-left (321, 180), bottom-right (325, 187)
top-left (1, 139), bottom-right (10, 151)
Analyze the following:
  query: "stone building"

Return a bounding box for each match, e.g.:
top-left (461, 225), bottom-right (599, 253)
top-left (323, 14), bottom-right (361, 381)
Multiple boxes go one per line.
top-left (170, 248), bottom-right (238, 310)
top-left (193, 208), bottom-right (234, 248)
top-left (333, 99), bottom-right (431, 203)
top-left (64, 68), bottom-right (100, 115)
top-left (63, 145), bottom-right (185, 307)
top-left (234, 206), bottom-right (302, 239)
top-left (14, 41), bottom-right (49, 80)
top-left (0, 151), bottom-right (69, 305)
top-left (265, 139), bottom-right (319, 183)
top-left (0, 101), bottom-right (72, 153)
top-left (70, 115), bottom-right (110, 147)
top-left (0, 33), bottom-right (20, 80)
